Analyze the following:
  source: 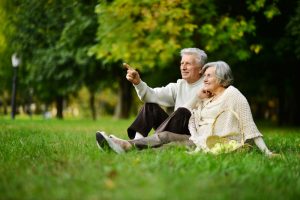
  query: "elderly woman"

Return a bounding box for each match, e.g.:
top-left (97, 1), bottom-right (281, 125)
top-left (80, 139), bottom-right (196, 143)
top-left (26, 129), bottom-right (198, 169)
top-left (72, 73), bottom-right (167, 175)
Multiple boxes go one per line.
top-left (188, 61), bottom-right (274, 155)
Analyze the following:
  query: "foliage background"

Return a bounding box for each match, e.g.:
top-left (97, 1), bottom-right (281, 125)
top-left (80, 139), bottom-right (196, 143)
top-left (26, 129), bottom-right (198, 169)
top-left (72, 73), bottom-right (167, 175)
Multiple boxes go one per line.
top-left (0, 0), bottom-right (299, 125)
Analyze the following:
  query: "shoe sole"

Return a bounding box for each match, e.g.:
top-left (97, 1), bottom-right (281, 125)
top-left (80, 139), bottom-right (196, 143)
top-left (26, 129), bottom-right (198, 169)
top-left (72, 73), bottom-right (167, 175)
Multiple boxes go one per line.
top-left (96, 131), bottom-right (110, 152)
top-left (96, 131), bottom-right (125, 154)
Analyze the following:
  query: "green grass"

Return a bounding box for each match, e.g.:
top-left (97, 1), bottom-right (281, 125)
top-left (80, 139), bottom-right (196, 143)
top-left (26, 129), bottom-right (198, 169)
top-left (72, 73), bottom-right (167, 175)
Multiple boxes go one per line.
top-left (0, 118), bottom-right (300, 200)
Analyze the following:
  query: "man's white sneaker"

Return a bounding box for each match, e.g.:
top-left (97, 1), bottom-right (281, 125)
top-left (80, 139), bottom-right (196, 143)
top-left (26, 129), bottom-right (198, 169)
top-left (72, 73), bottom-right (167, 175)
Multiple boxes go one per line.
top-left (96, 131), bottom-right (110, 152)
top-left (96, 131), bottom-right (126, 154)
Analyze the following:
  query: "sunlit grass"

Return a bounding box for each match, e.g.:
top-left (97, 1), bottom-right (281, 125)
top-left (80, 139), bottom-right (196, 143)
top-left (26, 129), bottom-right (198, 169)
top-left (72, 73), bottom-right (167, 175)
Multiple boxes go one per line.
top-left (0, 118), bottom-right (299, 200)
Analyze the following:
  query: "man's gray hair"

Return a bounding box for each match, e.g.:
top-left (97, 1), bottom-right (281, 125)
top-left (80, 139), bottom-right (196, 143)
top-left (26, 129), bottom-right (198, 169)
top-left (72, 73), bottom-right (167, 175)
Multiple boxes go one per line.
top-left (202, 61), bottom-right (234, 87)
top-left (180, 48), bottom-right (207, 67)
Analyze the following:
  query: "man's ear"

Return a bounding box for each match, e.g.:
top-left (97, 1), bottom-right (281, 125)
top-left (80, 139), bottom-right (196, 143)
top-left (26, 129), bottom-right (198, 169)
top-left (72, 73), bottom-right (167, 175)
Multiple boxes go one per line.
top-left (199, 68), bottom-right (204, 75)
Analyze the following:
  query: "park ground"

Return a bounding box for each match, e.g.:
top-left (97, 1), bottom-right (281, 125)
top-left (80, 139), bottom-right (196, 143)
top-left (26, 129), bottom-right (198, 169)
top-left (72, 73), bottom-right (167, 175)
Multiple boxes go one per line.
top-left (0, 117), bottom-right (300, 200)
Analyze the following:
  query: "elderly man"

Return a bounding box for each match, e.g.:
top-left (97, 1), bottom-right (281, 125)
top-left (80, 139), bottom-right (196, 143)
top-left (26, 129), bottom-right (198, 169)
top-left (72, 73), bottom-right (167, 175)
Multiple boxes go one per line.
top-left (126, 48), bottom-right (207, 138)
top-left (96, 48), bottom-right (207, 153)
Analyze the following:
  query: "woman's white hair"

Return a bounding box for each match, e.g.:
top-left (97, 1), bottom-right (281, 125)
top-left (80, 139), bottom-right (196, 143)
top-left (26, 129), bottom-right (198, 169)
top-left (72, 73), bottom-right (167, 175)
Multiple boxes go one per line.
top-left (202, 61), bottom-right (234, 87)
top-left (180, 48), bottom-right (207, 67)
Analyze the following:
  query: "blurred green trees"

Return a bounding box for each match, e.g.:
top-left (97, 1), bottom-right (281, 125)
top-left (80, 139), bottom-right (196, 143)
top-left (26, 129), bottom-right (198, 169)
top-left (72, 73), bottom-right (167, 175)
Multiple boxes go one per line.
top-left (1, 0), bottom-right (104, 119)
top-left (0, 0), bottom-right (299, 125)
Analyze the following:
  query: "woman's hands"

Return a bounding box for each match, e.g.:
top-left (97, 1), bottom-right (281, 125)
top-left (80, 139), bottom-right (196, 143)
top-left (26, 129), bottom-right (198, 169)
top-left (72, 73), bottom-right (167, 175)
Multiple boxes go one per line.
top-left (198, 89), bottom-right (212, 100)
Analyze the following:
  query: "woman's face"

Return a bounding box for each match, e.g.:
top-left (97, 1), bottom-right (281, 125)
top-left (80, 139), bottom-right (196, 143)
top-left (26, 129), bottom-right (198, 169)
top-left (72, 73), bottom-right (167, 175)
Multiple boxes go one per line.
top-left (203, 66), bottom-right (221, 93)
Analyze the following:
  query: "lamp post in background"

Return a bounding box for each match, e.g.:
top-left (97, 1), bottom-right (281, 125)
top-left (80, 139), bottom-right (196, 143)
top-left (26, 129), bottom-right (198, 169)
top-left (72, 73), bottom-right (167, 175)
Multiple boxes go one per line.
top-left (11, 53), bottom-right (20, 119)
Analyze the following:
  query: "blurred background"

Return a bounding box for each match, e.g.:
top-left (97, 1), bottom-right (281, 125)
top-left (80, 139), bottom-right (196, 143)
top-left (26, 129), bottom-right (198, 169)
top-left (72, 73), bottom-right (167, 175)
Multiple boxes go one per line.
top-left (0, 0), bottom-right (299, 125)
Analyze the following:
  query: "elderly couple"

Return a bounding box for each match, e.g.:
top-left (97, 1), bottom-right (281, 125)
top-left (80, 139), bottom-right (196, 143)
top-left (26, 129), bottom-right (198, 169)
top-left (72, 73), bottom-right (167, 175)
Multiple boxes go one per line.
top-left (96, 48), bottom-right (275, 156)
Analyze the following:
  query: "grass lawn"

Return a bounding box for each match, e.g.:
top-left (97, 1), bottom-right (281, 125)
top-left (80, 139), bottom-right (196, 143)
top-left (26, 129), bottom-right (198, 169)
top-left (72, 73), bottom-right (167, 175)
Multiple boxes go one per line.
top-left (0, 117), bottom-right (300, 200)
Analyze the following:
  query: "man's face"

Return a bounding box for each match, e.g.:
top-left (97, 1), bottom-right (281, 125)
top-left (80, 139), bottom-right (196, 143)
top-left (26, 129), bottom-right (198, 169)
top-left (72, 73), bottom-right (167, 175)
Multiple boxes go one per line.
top-left (180, 54), bottom-right (201, 84)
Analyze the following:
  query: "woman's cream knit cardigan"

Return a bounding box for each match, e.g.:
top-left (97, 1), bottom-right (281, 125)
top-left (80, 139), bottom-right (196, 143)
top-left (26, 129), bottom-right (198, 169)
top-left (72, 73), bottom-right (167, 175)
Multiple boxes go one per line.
top-left (188, 86), bottom-right (263, 151)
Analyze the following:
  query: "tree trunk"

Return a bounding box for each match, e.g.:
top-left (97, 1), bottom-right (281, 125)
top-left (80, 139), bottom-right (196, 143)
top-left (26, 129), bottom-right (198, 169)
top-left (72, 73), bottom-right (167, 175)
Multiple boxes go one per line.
top-left (4, 104), bottom-right (8, 115)
top-left (277, 81), bottom-right (285, 126)
top-left (56, 95), bottom-right (63, 119)
top-left (287, 81), bottom-right (300, 125)
top-left (89, 91), bottom-right (97, 120)
top-left (114, 76), bottom-right (132, 119)
top-left (2, 99), bottom-right (8, 115)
